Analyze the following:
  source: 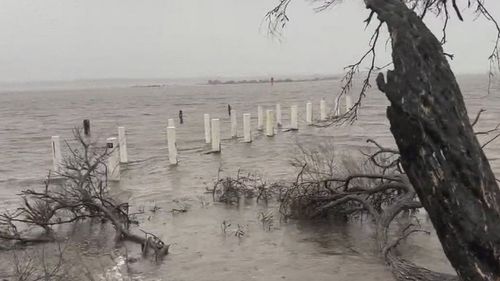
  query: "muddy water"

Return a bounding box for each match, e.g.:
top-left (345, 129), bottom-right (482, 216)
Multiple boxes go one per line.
top-left (0, 75), bottom-right (499, 280)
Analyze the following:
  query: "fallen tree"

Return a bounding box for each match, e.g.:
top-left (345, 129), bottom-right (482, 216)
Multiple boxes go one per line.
top-left (0, 128), bottom-right (169, 262)
top-left (282, 140), bottom-right (456, 281)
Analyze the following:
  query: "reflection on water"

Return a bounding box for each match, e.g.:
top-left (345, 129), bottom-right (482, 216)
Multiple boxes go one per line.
top-left (0, 75), bottom-right (498, 280)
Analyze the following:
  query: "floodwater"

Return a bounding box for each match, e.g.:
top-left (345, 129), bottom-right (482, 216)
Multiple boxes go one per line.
top-left (0, 75), bottom-right (499, 280)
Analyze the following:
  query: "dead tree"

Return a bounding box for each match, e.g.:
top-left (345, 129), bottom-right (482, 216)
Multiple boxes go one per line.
top-left (209, 168), bottom-right (278, 205)
top-left (0, 128), bottom-right (169, 261)
top-left (275, 140), bottom-right (458, 280)
top-left (217, 140), bottom-right (442, 279)
top-left (374, 2), bottom-right (500, 279)
top-left (266, 1), bottom-right (500, 280)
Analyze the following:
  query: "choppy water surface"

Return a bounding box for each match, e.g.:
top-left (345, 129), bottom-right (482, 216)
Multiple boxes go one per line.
top-left (0, 75), bottom-right (499, 280)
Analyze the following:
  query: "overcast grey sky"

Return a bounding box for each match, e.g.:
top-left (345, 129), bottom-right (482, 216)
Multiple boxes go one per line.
top-left (0, 0), bottom-right (498, 82)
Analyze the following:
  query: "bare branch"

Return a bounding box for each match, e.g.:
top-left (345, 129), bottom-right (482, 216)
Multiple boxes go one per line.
top-left (0, 128), bottom-right (169, 262)
top-left (471, 108), bottom-right (486, 127)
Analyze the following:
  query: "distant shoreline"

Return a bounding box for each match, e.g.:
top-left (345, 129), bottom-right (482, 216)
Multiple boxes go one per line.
top-left (207, 76), bottom-right (339, 85)
top-left (131, 84), bottom-right (166, 88)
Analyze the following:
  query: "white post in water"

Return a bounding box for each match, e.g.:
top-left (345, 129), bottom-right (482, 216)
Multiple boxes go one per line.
top-left (257, 105), bottom-right (264, 131)
top-left (211, 118), bottom-right (221, 152)
top-left (320, 99), bottom-right (327, 121)
top-left (266, 110), bottom-right (275, 137)
top-left (168, 118), bottom-right (175, 128)
top-left (106, 137), bottom-right (120, 181)
top-left (51, 136), bottom-right (62, 173)
top-left (345, 95), bottom-right (352, 113)
top-left (167, 126), bottom-right (177, 165)
top-left (290, 105), bottom-right (298, 130)
top-left (118, 127), bottom-right (128, 163)
top-left (275, 103), bottom-right (282, 128)
top-left (243, 113), bottom-right (252, 142)
top-left (231, 110), bottom-right (238, 138)
top-left (204, 114), bottom-right (211, 144)
top-left (306, 101), bottom-right (313, 124)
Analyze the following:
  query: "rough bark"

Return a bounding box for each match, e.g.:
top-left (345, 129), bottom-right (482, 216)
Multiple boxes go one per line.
top-left (369, 0), bottom-right (500, 280)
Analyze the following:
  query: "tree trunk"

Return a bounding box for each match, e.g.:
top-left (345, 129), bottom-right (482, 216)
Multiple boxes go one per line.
top-left (367, 0), bottom-right (500, 280)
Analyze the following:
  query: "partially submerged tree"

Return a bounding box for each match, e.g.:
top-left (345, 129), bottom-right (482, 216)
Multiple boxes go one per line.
top-left (266, 0), bottom-right (500, 280)
top-left (215, 129), bottom-right (499, 280)
top-left (283, 141), bottom-right (450, 279)
top-left (0, 129), bottom-right (169, 263)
